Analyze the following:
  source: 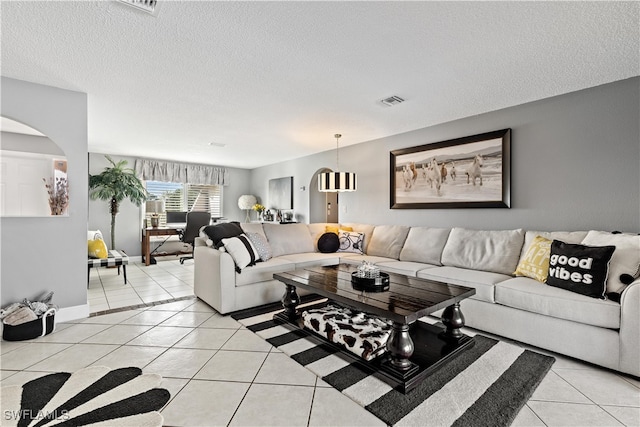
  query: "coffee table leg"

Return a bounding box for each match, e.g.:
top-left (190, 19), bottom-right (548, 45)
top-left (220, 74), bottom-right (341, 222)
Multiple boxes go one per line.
top-left (387, 322), bottom-right (414, 370)
top-left (281, 284), bottom-right (300, 320)
top-left (441, 302), bottom-right (465, 340)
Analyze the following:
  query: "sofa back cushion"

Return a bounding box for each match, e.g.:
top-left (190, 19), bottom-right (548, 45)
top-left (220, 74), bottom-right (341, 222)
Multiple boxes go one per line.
top-left (399, 227), bottom-right (451, 265)
top-left (581, 230), bottom-right (640, 294)
top-left (241, 222), bottom-right (266, 239)
top-left (340, 223), bottom-right (376, 253)
top-left (519, 230), bottom-right (588, 260)
top-left (366, 225), bottom-right (410, 259)
top-left (263, 223), bottom-right (314, 257)
top-left (441, 227), bottom-right (525, 275)
top-left (308, 223), bottom-right (335, 248)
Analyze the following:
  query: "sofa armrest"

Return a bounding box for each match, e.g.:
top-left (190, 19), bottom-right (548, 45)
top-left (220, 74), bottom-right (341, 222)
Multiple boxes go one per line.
top-left (619, 279), bottom-right (640, 375)
top-left (194, 244), bottom-right (237, 314)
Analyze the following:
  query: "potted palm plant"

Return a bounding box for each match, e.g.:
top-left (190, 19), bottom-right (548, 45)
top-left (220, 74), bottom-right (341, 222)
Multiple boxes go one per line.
top-left (89, 155), bottom-right (147, 249)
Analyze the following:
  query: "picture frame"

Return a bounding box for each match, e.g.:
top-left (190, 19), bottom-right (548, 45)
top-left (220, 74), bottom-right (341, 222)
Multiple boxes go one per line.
top-left (269, 176), bottom-right (294, 210)
top-left (390, 129), bottom-right (511, 209)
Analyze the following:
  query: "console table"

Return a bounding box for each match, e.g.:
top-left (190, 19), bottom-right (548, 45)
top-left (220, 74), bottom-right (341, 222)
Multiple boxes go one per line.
top-left (141, 226), bottom-right (182, 266)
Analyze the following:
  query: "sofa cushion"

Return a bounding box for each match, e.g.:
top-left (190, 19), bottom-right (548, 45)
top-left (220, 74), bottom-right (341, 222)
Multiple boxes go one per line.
top-left (519, 230), bottom-right (589, 261)
top-left (308, 223), bottom-right (335, 246)
top-left (263, 223), bottom-right (315, 257)
top-left (581, 230), bottom-right (640, 294)
top-left (376, 261), bottom-right (438, 277)
top-left (399, 227), bottom-right (451, 266)
top-left (546, 240), bottom-right (615, 299)
top-left (441, 227), bottom-right (525, 275)
top-left (514, 235), bottom-right (553, 283)
top-left (337, 231), bottom-right (365, 254)
top-left (367, 225), bottom-right (411, 259)
top-left (241, 222), bottom-right (266, 239)
top-left (235, 257), bottom-right (296, 287)
top-left (417, 266), bottom-right (511, 303)
top-left (495, 277), bottom-right (621, 329)
top-left (340, 223), bottom-right (376, 253)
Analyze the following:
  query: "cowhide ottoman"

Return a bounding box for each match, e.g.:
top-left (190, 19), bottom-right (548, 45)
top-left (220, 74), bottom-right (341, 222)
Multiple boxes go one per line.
top-left (301, 304), bottom-right (391, 361)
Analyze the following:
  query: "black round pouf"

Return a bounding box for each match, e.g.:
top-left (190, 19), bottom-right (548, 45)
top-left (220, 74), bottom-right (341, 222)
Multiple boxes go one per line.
top-left (318, 232), bottom-right (340, 253)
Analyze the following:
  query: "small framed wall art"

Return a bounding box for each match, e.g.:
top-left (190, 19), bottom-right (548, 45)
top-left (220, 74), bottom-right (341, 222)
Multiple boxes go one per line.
top-left (390, 129), bottom-right (511, 209)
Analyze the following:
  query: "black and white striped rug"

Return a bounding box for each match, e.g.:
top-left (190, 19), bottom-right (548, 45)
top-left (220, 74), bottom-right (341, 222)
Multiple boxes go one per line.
top-left (232, 299), bottom-right (555, 427)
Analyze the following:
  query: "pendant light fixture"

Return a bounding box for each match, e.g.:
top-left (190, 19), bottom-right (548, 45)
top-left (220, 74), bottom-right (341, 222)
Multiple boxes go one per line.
top-left (318, 134), bottom-right (357, 192)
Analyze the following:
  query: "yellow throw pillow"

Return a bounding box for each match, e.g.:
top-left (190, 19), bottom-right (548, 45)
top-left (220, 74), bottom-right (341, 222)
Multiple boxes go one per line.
top-left (514, 235), bottom-right (552, 282)
top-left (325, 225), bottom-right (354, 235)
top-left (88, 239), bottom-right (108, 259)
top-left (326, 225), bottom-right (339, 234)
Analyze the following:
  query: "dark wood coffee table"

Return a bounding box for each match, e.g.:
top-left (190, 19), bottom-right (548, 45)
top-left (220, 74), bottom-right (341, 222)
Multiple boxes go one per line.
top-left (273, 263), bottom-right (476, 393)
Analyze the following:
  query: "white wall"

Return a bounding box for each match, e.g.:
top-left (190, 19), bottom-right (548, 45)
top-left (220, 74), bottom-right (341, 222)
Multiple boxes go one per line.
top-left (89, 153), bottom-right (253, 256)
top-left (1, 131), bottom-right (64, 155)
top-left (1, 77), bottom-right (88, 309)
top-left (251, 77), bottom-right (640, 233)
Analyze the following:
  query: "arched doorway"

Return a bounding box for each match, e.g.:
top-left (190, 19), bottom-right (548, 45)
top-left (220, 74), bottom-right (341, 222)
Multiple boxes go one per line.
top-left (309, 168), bottom-right (339, 223)
top-left (0, 116), bottom-right (68, 217)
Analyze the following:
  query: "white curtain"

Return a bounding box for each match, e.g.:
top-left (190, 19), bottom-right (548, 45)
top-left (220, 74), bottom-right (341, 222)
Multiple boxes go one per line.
top-left (135, 158), bottom-right (229, 186)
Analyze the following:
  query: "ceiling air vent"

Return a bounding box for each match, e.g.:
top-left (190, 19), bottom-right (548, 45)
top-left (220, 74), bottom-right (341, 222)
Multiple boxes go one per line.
top-left (380, 96), bottom-right (405, 107)
top-left (117, 0), bottom-right (159, 16)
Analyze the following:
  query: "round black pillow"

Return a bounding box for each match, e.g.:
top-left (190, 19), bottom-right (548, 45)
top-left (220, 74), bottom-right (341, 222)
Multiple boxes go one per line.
top-left (318, 232), bottom-right (340, 253)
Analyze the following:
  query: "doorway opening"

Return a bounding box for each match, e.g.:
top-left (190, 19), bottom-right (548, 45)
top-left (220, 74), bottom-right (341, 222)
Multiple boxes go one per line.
top-left (309, 168), bottom-right (338, 223)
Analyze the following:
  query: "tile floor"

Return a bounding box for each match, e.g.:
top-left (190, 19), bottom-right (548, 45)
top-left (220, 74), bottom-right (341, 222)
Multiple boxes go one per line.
top-left (88, 257), bottom-right (196, 313)
top-left (1, 260), bottom-right (639, 426)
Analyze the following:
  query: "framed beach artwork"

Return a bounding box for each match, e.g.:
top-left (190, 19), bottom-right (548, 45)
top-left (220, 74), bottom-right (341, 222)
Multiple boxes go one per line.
top-left (390, 129), bottom-right (511, 209)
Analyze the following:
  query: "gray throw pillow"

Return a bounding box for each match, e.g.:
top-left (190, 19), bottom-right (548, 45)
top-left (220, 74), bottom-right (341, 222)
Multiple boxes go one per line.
top-left (246, 232), bottom-right (273, 261)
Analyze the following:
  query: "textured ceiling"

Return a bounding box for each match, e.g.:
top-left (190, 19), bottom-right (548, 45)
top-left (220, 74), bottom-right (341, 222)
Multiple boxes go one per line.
top-left (1, 1), bottom-right (638, 169)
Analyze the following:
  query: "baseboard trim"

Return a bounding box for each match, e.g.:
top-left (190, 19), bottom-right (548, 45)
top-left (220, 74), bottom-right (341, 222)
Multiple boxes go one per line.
top-left (56, 304), bottom-right (90, 323)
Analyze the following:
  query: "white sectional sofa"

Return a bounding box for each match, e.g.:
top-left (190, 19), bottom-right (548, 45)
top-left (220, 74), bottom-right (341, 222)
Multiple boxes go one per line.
top-left (194, 222), bottom-right (640, 377)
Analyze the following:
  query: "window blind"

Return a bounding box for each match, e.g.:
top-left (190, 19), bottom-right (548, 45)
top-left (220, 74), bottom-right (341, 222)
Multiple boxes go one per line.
top-left (145, 181), bottom-right (222, 226)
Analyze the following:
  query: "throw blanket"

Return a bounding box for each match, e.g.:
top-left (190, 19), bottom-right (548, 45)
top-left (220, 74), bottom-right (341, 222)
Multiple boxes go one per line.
top-left (302, 304), bottom-right (391, 361)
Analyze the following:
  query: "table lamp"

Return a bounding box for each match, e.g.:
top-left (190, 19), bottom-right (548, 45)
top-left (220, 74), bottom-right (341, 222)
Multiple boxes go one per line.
top-left (237, 195), bottom-right (257, 223)
top-left (146, 200), bottom-right (165, 227)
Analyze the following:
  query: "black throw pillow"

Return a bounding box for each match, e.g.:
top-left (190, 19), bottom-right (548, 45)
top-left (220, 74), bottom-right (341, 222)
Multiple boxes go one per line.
top-left (202, 222), bottom-right (244, 248)
top-left (546, 240), bottom-right (616, 299)
top-left (317, 232), bottom-right (340, 253)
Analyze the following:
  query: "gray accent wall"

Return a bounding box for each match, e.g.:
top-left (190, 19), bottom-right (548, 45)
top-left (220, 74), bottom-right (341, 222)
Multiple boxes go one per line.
top-left (251, 77), bottom-right (640, 233)
top-left (1, 77), bottom-right (88, 309)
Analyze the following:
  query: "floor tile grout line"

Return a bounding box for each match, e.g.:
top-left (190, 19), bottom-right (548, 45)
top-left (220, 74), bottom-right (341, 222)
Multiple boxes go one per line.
top-left (552, 368), bottom-right (616, 409)
top-left (307, 381), bottom-right (318, 427)
top-left (599, 406), bottom-right (630, 427)
top-left (524, 403), bottom-right (549, 427)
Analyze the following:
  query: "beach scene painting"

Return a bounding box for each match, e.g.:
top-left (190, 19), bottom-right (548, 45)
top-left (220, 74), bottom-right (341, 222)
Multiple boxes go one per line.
top-left (390, 129), bottom-right (511, 209)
